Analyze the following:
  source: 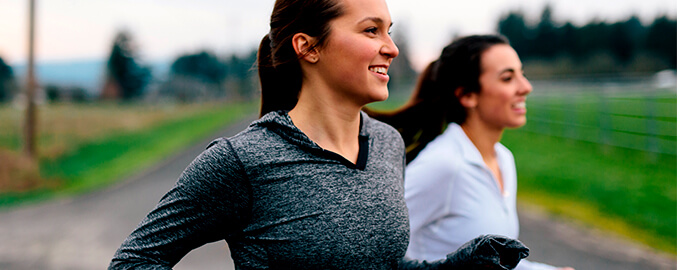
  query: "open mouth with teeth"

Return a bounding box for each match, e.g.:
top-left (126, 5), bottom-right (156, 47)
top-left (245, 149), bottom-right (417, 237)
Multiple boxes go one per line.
top-left (512, 102), bottom-right (526, 109)
top-left (369, 66), bottom-right (388, 75)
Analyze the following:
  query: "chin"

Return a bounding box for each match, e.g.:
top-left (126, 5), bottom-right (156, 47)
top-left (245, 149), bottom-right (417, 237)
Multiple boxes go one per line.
top-left (508, 119), bottom-right (527, 128)
top-left (376, 92), bottom-right (389, 102)
top-left (366, 88), bottom-right (389, 103)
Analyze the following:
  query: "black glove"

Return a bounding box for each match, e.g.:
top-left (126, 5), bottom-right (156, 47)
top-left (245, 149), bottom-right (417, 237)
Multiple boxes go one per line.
top-left (398, 234), bottom-right (530, 270)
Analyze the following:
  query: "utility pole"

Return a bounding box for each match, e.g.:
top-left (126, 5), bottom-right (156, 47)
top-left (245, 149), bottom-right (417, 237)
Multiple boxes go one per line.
top-left (24, 0), bottom-right (37, 159)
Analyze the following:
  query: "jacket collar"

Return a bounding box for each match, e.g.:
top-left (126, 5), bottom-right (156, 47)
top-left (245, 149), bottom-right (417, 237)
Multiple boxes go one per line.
top-left (444, 123), bottom-right (488, 168)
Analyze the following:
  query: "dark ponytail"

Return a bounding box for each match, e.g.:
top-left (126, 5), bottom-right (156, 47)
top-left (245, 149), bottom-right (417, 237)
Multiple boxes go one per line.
top-left (366, 35), bottom-right (509, 163)
top-left (258, 0), bottom-right (344, 117)
top-left (258, 34), bottom-right (301, 116)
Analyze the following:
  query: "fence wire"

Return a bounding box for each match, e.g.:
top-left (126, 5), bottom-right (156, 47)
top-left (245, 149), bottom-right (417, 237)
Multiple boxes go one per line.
top-left (524, 75), bottom-right (676, 155)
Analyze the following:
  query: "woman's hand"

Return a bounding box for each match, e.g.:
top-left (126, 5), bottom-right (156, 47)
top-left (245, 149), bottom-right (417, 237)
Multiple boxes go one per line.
top-left (445, 234), bottom-right (530, 269)
top-left (398, 235), bottom-right (529, 269)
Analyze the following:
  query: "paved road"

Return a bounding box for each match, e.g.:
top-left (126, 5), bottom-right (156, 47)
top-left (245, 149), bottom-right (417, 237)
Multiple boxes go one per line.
top-left (0, 116), bottom-right (675, 270)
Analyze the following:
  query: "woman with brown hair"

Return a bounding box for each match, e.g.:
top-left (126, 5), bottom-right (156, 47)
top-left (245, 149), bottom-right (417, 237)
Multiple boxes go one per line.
top-left (109, 2), bottom-right (529, 269)
top-left (368, 35), bottom-right (573, 270)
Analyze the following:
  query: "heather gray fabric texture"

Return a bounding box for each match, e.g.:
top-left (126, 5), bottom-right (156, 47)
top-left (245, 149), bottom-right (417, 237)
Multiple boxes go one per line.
top-left (110, 111), bottom-right (410, 269)
top-left (108, 111), bottom-right (529, 269)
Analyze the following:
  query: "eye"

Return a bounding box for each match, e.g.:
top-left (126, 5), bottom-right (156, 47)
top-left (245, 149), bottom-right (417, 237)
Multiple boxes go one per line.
top-left (364, 27), bottom-right (378, 35)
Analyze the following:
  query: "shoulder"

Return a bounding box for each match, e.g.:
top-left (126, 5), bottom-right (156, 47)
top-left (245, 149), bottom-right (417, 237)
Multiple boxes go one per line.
top-left (405, 126), bottom-right (471, 182)
top-left (415, 129), bottom-right (463, 164)
top-left (363, 112), bottom-right (402, 139)
top-left (168, 136), bottom-right (251, 221)
top-left (362, 112), bottom-right (405, 153)
top-left (407, 135), bottom-right (460, 178)
top-left (222, 122), bottom-right (291, 158)
top-left (179, 137), bottom-right (246, 189)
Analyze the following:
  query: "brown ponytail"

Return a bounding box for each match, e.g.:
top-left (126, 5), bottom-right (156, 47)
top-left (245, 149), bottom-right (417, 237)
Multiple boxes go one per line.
top-left (366, 35), bottom-right (509, 163)
top-left (258, 0), bottom-right (344, 117)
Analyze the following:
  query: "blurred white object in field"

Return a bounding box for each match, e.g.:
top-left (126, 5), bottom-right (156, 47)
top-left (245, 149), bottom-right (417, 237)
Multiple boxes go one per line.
top-left (653, 69), bottom-right (676, 89)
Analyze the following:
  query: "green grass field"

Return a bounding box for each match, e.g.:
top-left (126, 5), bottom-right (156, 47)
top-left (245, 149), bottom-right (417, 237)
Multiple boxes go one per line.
top-left (504, 87), bottom-right (676, 254)
top-left (0, 101), bottom-right (257, 208)
top-left (502, 130), bottom-right (676, 253)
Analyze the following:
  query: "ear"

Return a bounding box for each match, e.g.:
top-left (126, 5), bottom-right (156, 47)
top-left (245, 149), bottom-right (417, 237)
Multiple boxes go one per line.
top-left (455, 87), bottom-right (478, 109)
top-left (292, 33), bottom-right (319, 64)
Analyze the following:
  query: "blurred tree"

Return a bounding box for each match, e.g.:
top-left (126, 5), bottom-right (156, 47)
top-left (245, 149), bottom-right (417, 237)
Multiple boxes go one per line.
top-left (0, 56), bottom-right (16, 102)
top-left (534, 5), bottom-right (559, 58)
top-left (71, 87), bottom-right (88, 103)
top-left (223, 50), bottom-right (258, 100)
top-left (161, 50), bottom-right (259, 102)
top-left (171, 51), bottom-right (227, 85)
top-left (103, 31), bottom-right (151, 100)
top-left (559, 22), bottom-right (579, 57)
top-left (497, 11), bottom-right (531, 57)
top-left (608, 17), bottom-right (642, 63)
top-left (45, 85), bottom-right (60, 102)
top-left (645, 15), bottom-right (677, 69)
top-left (160, 51), bottom-right (225, 102)
top-left (498, 6), bottom-right (677, 75)
top-left (578, 21), bottom-right (609, 58)
top-left (45, 84), bottom-right (89, 103)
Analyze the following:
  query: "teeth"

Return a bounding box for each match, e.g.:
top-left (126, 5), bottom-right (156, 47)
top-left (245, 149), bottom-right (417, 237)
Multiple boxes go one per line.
top-left (513, 102), bottom-right (526, 109)
top-left (369, 67), bottom-right (387, 75)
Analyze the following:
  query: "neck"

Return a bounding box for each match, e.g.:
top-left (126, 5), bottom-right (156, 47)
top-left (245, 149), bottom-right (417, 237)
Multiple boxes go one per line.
top-left (288, 82), bottom-right (362, 163)
top-left (460, 118), bottom-right (504, 161)
top-left (460, 117), bottom-right (506, 194)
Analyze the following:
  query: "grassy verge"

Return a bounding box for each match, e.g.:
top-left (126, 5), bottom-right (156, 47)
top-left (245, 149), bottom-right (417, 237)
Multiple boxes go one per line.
top-left (509, 89), bottom-right (676, 254)
top-left (0, 101), bottom-right (256, 208)
top-left (502, 129), bottom-right (676, 254)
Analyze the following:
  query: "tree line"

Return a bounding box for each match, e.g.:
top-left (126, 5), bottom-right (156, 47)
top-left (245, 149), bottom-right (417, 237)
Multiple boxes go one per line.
top-left (0, 8), bottom-right (675, 103)
top-left (101, 31), bottom-right (260, 103)
top-left (0, 57), bottom-right (16, 103)
top-left (497, 5), bottom-right (676, 75)
top-left (0, 28), bottom-right (415, 104)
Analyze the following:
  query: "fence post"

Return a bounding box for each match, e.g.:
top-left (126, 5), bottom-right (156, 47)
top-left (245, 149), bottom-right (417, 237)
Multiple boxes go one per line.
top-left (645, 93), bottom-right (659, 157)
top-left (597, 92), bottom-right (611, 148)
top-left (564, 89), bottom-right (577, 140)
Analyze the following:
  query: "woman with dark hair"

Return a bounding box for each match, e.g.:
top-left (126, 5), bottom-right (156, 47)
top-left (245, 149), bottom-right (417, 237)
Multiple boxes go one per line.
top-left (109, 2), bottom-right (529, 269)
top-left (367, 35), bottom-right (573, 270)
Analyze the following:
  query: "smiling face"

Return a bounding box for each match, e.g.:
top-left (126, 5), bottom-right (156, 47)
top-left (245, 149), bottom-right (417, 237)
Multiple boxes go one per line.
top-left (468, 44), bottom-right (532, 130)
top-left (314, 0), bottom-right (399, 107)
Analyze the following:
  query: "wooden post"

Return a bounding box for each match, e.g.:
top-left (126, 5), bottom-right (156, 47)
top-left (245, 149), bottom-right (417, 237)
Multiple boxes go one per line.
top-left (24, 0), bottom-right (37, 159)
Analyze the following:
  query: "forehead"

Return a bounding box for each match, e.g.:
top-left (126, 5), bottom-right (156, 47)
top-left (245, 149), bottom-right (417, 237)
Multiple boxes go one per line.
top-left (336, 0), bottom-right (391, 23)
top-left (480, 44), bottom-right (521, 72)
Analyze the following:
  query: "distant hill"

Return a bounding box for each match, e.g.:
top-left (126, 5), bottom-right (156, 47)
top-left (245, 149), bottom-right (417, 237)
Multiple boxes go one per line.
top-left (13, 59), bottom-right (170, 96)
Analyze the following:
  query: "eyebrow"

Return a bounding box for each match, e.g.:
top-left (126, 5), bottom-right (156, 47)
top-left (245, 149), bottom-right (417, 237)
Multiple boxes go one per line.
top-left (359, 17), bottom-right (393, 27)
top-left (498, 68), bottom-right (516, 76)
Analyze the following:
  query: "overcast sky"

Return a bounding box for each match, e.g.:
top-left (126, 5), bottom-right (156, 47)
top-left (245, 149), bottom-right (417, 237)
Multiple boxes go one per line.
top-left (0, 0), bottom-right (676, 70)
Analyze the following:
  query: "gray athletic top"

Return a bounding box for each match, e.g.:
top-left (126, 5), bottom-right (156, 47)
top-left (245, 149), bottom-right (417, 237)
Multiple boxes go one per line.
top-left (109, 110), bottom-right (411, 269)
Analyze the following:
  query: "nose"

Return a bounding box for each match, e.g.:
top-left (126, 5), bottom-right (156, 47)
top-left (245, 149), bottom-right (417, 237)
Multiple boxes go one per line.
top-left (519, 74), bottom-right (532, 95)
top-left (381, 35), bottom-right (399, 59)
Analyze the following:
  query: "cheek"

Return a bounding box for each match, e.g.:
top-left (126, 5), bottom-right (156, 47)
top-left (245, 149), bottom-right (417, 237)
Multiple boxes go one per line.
top-left (483, 85), bottom-right (513, 105)
top-left (480, 90), bottom-right (512, 115)
top-left (337, 38), bottom-right (377, 61)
